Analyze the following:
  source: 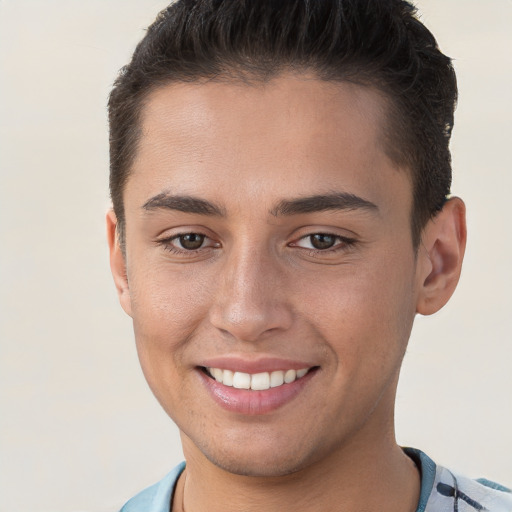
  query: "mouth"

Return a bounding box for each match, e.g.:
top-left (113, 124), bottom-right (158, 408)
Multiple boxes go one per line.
top-left (202, 366), bottom-right (313, 391)
top-left (197, 359), bottom-right (320, 414)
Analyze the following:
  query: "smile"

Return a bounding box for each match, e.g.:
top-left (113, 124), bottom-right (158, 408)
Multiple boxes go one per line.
top-left (205, 367), bottom-right (311, 390)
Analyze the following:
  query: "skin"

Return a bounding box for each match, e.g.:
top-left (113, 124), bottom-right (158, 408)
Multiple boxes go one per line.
top-left (108, 74), bottom-right (466, 512)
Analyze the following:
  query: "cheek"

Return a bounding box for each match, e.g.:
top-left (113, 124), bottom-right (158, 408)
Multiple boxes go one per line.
top-left (127, 262), bottom-right (216, 373)
top-left (126, 264), bottom-right (218, 419)
top-left (304, 254), bottom-right (417, 372)
top-left (130, 260), bottom-right (212, 329)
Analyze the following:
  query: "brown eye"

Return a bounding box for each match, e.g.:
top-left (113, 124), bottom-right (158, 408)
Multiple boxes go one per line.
top-left (178, 233), bottom-right (205, 250)
top-left (309, 234), bottom-right (336, 250)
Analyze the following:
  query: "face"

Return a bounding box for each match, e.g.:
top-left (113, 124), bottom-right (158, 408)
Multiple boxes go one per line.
top-left (112, 75), bottom-right (426, 477)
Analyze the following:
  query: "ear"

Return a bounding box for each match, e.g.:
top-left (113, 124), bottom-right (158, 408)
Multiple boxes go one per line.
top-left (416, 197), bottom-right (467, 316)
top-left (106, 210), bottom-right (132, 317)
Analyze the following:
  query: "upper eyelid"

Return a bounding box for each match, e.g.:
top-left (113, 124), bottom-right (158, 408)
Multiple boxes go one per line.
top-left (289, 223), bottom-right (359, 239)
top-left (156, 228), bottom-right (213, 241)
top-left (154, 230), bottom-right (207, 246)
top-left (291, 232), bottom-right (355, 243)
top-left (165, 232), bottom-right (211, 243)
top-left (152, 219), bottom-right (223, 237)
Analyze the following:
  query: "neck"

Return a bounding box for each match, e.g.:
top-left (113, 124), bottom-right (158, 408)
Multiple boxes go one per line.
top-left (175, 429), bottom-right (420, 512)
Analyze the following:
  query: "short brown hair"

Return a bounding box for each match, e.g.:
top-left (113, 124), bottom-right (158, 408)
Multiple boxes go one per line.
top-left (108, 0), bottom-right (457, 248)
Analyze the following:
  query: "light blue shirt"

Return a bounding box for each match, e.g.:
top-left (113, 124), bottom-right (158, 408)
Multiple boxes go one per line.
top-left (120, 449), bottom-right (512, 512)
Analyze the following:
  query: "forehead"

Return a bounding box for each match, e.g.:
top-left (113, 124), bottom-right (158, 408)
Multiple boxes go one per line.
top-left (128, 74), bottom-right (411, 216)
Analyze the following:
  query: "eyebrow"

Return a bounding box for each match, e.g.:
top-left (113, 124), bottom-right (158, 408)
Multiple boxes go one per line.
top-left (142, 191), bottom-right (378, 218)
top-left (270, 193), bottom-right (379, 216)
top-left (142, 193), bottom-right (225, 216)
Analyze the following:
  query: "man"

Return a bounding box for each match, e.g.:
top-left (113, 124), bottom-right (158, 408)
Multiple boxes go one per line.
top-left (106, 1), bottom-right (511, 511)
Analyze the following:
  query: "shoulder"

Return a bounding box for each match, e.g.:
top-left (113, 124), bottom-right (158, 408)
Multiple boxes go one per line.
top-left (119, 462), bottom-right (186, 512)
top-left (404, 448), bottom-right (512, 512)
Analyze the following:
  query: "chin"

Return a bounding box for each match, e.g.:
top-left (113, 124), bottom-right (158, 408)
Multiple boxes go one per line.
top-left (206, 451), bottom-right (311, 478)
top-left (185, 427), bottom-right (323, 478)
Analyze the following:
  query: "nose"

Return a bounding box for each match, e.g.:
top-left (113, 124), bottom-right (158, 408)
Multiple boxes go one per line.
top-left (209, 245), bottom-right (293, 342)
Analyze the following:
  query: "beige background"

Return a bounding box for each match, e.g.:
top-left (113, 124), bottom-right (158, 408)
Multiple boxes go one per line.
top-left (0, 1), bottom-right (511, 511)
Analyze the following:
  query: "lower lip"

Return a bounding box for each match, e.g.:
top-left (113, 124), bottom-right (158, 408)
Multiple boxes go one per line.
top-left (198, 368), bottom-right (317, 415)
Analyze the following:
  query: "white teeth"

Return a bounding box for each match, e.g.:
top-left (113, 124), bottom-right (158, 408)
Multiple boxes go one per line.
top-left (250, 372), bottom-right (270, 391)
top-left (222, 369), bottom-right (234, 386)
top-left (233, 371), bottom-right (251, 389)
top-left (270, 370), bottom-right (284, 388)
top-left (207, 367), bottom-right (310, 390)
top-left (296, 368), bottom-right (308, 378)
top-left (284, 369), bottom-right (296, 383)
top-left (212, 368), bottom-right (223, 382)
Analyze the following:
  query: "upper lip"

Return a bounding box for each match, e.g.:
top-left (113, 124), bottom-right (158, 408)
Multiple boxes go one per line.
top-left (199, 356), bottom-right (317, 374)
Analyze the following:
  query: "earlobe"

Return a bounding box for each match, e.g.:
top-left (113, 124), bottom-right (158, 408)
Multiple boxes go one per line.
top-left (106, 210), bottom-right (133, 317)
top-left (416, 197), bottom-right (467, 316)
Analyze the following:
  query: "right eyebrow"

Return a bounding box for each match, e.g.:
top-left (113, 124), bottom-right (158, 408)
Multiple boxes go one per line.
top-left (269, 192), bottom-right (379, 217)
top-left (142, 193), bottom-right (225, 216)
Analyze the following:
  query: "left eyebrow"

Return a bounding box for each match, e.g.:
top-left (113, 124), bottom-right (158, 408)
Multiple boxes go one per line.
top-left (142, 193), bottom-right (225, 216)
top-left (270, 193), bottom-right (379, 216)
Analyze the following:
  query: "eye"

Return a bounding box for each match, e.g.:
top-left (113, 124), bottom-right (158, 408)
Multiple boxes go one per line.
top-left (157, 232), bottom-right (220, 255)
top-left (306, 234), bottom-right (337, 250)
top-left (175, 233), bottom-right (206, 250)
top-left (292, 233), bottom-right (351, 251)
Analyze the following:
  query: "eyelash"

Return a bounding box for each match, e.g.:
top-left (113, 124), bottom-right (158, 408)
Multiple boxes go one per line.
top-left (158, 232), bottom-right (218, 255)
top-left (157, 232), bottom-right (356, 257)
top-left (289, 233), bottom-right (357, 256)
